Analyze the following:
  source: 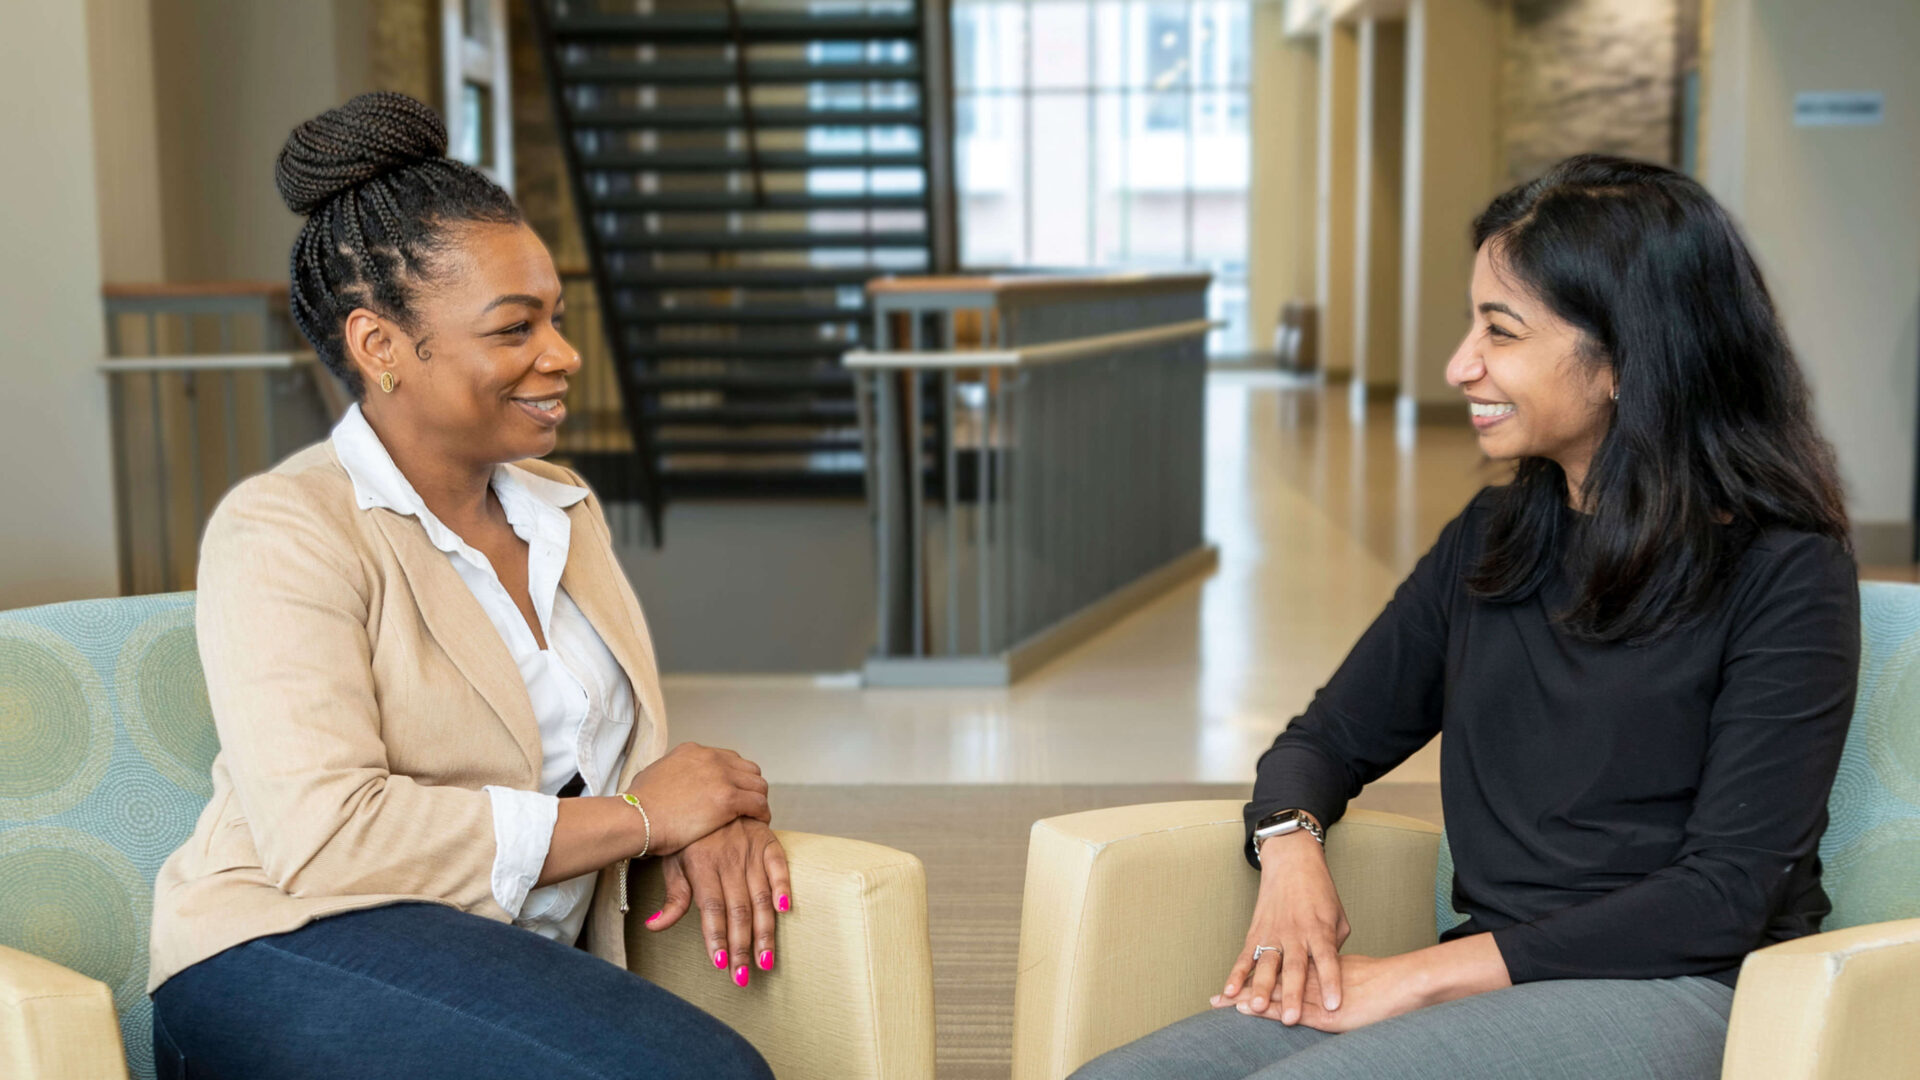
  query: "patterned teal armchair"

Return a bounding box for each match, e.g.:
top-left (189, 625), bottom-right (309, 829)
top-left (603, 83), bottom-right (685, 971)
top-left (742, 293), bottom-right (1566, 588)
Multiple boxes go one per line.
top-left (1, 594), bottom-right (209, 1080)
top-left (2, 593), bottom-right (941, 1080)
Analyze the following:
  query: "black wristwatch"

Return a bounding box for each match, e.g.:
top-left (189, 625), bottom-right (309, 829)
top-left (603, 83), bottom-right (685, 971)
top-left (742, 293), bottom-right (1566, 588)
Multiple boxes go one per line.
top-left (1251, 808), bottom-right (1325, 864)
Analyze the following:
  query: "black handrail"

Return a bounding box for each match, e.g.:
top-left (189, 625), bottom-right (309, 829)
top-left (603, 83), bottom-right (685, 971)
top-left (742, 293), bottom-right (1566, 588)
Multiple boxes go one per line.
top-left (722, 0), bottom-right (769, 208)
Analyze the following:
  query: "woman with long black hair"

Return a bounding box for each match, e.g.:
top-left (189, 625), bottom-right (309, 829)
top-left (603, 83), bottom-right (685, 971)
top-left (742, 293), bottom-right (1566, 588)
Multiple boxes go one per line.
top-left (1074, 155), bottom-right (1859, 1079)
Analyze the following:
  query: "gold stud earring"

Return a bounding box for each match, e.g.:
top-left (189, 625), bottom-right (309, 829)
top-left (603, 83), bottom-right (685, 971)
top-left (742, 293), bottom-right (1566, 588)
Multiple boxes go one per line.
top-left (379, 371), bottom-right (397, 394)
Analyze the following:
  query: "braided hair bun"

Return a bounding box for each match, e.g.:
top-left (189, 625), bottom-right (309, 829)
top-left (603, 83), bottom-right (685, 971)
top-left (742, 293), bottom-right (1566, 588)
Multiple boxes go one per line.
top-left (275, 92), bottom-right (449, 215)
top-left (276, 91), bottom-right (520, 397)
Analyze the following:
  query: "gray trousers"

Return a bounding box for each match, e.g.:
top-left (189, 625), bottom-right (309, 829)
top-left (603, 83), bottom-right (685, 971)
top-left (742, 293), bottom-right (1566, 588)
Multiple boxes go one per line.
top-left (1068, 976), bottom-right (1734, 1080)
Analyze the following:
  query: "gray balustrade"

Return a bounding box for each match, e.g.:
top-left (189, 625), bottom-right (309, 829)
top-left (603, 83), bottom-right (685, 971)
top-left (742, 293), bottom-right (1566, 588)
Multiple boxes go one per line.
top-left (99, 287), bottom-right (339, 595)
top-left (846, 272), bottom-right (1219, 686)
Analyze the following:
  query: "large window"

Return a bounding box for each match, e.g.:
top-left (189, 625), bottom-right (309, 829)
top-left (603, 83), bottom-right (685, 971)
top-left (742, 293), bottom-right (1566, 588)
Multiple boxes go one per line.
top-left (953, 0), bottom-right (1251, 353)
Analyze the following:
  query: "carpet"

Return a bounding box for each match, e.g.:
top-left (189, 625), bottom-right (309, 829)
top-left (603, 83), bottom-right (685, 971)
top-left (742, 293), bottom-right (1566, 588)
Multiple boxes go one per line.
top-left (772, 782), bottom-right (1442, 1079)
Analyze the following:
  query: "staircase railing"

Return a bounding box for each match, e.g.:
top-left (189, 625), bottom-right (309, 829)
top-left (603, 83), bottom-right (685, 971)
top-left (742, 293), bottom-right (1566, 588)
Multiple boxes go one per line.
top-left (529, 0), bottom-right (940, 545)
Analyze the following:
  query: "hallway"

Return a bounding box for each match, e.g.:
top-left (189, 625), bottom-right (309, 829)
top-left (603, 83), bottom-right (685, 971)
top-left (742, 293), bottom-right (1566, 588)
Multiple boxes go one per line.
top-left (667, 370), bottom-right (1505, 786)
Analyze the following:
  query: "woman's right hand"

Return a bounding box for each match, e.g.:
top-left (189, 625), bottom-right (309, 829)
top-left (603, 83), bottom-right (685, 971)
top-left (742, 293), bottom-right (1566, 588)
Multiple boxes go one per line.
top-left (1212, 828), bottom-right (1350, 1024)
top-left (622, 742), bottom-right (771, 856)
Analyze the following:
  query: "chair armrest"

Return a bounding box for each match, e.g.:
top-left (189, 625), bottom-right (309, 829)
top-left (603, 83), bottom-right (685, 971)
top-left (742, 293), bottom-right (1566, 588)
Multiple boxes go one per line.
top-left (1723, 917), bottom-right (1920, 1080)
top-left (0, 945), bottom-right (129, 1080)
top-left (1011, 801), bottom-right (1442, 1080)
top-left (625, 830), bottom-right (935, 1080)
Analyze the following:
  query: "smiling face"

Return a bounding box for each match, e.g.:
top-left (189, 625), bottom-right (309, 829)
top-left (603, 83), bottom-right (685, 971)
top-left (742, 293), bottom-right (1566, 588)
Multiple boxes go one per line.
top-left (1445, 241), bottom-right (1617, 493)
top-left (345, 220), bottom-right (578, 468)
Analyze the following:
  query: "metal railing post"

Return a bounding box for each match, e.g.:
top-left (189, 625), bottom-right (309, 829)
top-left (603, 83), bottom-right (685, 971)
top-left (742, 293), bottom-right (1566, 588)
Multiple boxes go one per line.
top-left (942, 362), bottom-right (958, 656)
top-left (149, 370), bottom-right (172, 592)
top-left (906, 313), bottom-right (926, 657)
top-left (978, 361), bottom-right (994, 656)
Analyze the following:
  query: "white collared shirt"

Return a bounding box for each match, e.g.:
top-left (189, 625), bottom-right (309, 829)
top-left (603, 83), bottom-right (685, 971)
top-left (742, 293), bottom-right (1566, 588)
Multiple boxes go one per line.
top-left (331, 404), bottom-right (636, 945)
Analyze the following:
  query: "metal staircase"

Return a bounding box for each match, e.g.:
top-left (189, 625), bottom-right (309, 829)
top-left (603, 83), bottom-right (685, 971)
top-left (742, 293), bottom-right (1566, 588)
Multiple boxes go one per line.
top-left (531, 0), bottom-right (938, 543)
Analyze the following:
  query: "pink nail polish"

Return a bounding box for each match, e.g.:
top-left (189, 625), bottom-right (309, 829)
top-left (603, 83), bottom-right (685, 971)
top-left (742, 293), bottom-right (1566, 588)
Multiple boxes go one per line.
top-left (758, 949), bottom-right (773, 971)
top-left (734, 965), bottom-right (750, 987)
top-left (714, 949), bottom-right (728, 969)
top-left (647, 910), bottom-right (662, 924)
top-left (776, 895), bottom-right (790, 912)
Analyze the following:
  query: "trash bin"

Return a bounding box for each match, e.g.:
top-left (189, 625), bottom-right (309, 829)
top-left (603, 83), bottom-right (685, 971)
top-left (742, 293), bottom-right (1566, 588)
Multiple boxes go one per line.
top-left (1274, 300), bottom-right (1318, 373)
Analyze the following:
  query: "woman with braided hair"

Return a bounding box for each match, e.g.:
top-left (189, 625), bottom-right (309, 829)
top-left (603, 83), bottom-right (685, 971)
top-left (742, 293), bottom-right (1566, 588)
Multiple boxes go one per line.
top-left (147, 92), bottom-right (776, 1079)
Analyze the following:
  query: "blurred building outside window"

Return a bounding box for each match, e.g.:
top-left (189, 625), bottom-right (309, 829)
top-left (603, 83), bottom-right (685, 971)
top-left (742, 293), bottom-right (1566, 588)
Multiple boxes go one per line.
top-left (953, 0), bottom-right (1251, 354)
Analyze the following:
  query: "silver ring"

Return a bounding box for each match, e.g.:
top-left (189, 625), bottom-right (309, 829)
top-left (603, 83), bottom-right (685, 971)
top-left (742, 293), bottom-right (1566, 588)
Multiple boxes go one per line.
top-left (1252, 945), bottom-right (1280, 963)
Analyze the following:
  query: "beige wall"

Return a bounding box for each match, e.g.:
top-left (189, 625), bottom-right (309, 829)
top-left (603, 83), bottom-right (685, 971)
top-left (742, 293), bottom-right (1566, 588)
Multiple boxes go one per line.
top-left (1704, 0), bottom-right (1920, 558)
top-left (87, 0), bottom-right (431, 285)
top-left (1315, 21), bottom-right (1360, 376)
top-left (1398, 0), bottom-right (1503, 411)
top-left (1, 2), bottom-right (119, 607)
top-left (1247, 7), bottom-right (1321, 353)
top-left (151, 0), bottom-right (375, 281)
top-left (1353, 18), bottom-right (1405, 392)
top-left (86, 0), bottom-right (168, 283)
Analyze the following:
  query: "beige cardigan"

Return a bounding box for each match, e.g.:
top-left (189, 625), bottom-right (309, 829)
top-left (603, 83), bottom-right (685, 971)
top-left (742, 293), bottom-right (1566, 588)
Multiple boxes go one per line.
top-left (148, 442), bottom-right (670, 992)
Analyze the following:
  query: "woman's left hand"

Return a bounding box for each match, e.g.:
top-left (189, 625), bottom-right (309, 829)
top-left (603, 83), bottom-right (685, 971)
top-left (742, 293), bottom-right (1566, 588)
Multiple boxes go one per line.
top-left (1218, 953), bottom-right (1427, 1033)
top-left (643, 818), bottom-right (791, 987)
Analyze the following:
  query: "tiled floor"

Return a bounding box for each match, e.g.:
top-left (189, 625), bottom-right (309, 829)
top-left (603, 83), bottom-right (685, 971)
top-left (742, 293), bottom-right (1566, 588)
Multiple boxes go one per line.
top-left (667, 371), bottom-right (1505, 787)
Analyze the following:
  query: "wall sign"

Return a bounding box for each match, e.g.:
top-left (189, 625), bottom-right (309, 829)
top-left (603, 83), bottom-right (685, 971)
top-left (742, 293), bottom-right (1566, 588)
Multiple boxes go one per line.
top-left (1794, 92), bottom-right (1885, 127)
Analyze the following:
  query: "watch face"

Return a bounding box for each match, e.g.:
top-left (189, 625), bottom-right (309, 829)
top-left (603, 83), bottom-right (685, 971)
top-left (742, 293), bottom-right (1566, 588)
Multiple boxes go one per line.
top-left (1256, 815), bottom-right (1301, 837)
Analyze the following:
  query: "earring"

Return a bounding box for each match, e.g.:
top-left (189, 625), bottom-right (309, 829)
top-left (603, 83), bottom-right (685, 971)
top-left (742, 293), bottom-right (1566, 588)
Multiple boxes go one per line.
top-left (1610, 386), bottom-right (1618, 403)
top-left (379, 371), bottom-right (397, 394)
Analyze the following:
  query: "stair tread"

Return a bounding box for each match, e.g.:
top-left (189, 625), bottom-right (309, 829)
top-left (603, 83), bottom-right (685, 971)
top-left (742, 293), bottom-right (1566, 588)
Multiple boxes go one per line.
top-left (584, 191), bottom-right (926, 211)
top-left (578, 150), bottom-right (927, 170)
top-left (608, 268), bottom-right (884, 287)
top-left (567, 106), bottom-right (924, 129)
top-left (622, 339), bottom-right (861, 358)
top-left (597, 230), bottom-right (930, 250)
top-left (562, 60), bottom-right (923, 84)
top-left (619, 304), bottom-right (867, 323)
top-left (650, 403), bottom-right (860, 424)
top-left (657, 436), bottom-right (864, 453)
top-left (552, 13), bottom-right (922, 41)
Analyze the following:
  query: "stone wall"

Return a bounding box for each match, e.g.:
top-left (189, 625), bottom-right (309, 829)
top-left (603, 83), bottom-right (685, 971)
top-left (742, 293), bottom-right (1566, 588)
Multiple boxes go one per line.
top-left (368, 0), bottom-right (439, 109)
top-left (1501, 0), bottom-right (1679, 185)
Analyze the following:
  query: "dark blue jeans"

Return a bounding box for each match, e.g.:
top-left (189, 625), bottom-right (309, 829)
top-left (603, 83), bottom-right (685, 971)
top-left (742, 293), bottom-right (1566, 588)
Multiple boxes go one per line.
top-left (150, 902), bottom-right (772, 1080)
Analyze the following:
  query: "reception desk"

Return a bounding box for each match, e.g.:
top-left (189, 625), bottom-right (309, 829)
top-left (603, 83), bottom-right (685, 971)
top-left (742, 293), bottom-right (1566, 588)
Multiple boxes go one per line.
top-left (844, 272), bottom-right (1218, 687)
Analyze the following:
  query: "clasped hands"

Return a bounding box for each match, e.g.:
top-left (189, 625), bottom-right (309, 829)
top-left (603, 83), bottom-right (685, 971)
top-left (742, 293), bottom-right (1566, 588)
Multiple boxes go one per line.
top-left (620, 742), bottom-right (790, 988)
top-left (1209, 829), bottom-right (1432, 1033)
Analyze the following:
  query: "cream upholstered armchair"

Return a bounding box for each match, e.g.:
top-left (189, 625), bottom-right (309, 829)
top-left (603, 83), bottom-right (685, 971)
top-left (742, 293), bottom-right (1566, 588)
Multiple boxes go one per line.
top-left (1011, 581), bottom-right (1920, 1080)
top-left (0, 594), bottom-right (935, 1080)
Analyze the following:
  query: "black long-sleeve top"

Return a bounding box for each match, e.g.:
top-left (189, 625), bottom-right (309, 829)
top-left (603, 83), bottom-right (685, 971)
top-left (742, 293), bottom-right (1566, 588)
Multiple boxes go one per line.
top-left (1244, 487), bottom-right (1860, 986)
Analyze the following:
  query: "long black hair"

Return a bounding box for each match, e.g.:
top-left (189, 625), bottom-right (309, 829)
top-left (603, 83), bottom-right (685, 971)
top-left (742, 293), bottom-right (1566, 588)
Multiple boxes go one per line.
top-left (1466, 154), bottom-right (1849, 643)
top-left (275, 91), bottom-right (522, 397)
